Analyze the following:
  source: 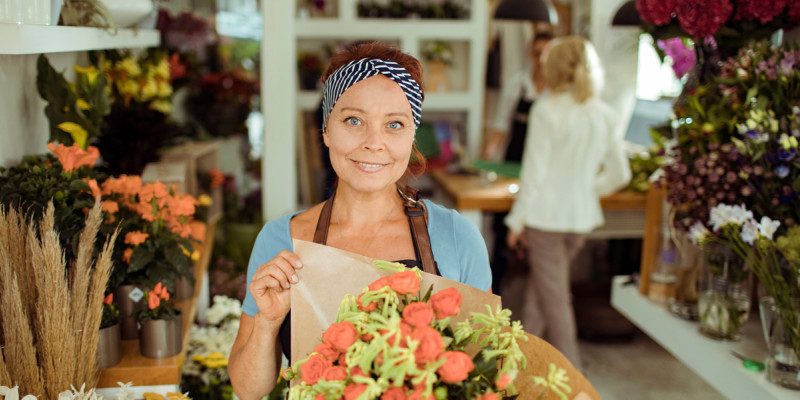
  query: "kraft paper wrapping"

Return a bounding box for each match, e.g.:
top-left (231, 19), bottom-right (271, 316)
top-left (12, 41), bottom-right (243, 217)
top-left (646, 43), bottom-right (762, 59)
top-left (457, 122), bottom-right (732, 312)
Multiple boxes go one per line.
top-left (289, 239), bottom-right (599, 400)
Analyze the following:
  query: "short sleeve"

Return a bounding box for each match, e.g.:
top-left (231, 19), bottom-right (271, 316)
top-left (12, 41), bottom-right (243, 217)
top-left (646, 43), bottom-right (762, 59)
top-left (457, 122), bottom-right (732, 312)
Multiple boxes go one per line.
top-left (241, 214), bottom-right (295, 317)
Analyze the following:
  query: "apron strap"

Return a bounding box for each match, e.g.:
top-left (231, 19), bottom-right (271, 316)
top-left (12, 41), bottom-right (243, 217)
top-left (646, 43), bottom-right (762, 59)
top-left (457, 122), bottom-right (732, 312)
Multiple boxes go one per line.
top-left (312, 186), bottom-right (439, 276)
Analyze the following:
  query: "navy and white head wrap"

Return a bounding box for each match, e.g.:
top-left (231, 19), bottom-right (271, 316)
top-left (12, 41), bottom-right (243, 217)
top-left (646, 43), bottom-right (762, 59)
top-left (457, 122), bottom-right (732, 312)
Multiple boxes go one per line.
top-left (321, 58), bottom-right (423, 132)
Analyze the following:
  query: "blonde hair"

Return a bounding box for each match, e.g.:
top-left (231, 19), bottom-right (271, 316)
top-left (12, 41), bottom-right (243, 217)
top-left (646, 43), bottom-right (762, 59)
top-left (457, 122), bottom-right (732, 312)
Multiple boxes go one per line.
top-left (542, 36), bottom-right (604, 103)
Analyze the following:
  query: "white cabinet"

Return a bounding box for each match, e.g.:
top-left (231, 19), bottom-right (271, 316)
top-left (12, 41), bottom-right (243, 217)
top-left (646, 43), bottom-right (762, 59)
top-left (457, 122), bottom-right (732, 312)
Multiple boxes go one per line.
top-left (261, 0), bottom-right (488, 219)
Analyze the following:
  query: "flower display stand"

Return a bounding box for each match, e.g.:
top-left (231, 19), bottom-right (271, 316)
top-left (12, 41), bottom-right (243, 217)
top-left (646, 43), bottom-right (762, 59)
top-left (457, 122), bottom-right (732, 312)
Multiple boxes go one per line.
top-left (96, 221), bottom-right (217, 390)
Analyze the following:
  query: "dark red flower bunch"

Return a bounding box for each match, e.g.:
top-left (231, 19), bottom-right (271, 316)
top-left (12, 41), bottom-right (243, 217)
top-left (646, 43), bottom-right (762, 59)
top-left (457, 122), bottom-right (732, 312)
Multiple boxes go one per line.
top-left (734, 0), bottom-right (788, 24)
top-left (675, 0), bottom-right (733, 39)
top-left (635, 0), bottom-right (676, 26)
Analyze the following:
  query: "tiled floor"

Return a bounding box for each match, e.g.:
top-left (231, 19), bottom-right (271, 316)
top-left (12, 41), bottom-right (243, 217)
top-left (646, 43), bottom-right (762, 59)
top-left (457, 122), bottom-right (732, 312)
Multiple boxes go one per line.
top-left (579, 331), bottom-right (725, 400)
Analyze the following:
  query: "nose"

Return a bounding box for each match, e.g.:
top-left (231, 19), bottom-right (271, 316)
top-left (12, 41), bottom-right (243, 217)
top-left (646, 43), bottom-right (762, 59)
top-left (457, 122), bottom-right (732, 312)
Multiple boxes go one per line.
top-left (362, 123), bottom-right (385, 151)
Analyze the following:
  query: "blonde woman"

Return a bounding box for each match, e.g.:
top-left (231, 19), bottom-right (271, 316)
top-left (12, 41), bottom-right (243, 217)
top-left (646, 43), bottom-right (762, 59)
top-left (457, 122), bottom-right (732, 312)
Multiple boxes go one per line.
top-left (504, 36), bottom-right (631, 366)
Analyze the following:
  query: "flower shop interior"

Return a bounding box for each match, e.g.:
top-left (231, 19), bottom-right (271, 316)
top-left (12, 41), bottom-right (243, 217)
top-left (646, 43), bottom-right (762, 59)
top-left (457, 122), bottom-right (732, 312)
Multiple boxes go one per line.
top-left (2, 0), bottom-right (800, 399)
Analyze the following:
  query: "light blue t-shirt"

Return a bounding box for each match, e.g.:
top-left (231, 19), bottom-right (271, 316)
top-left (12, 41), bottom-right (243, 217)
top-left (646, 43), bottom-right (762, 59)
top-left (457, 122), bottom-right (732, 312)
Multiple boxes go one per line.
top-left (242, 200), bottom-right (491, 317)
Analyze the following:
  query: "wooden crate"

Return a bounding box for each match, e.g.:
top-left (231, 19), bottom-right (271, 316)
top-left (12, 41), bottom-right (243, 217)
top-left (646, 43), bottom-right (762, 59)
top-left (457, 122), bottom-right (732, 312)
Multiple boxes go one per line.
top-left (159, 142), bottom-right (223, 224)
top-left (141, 160), bottom-right (191, 194)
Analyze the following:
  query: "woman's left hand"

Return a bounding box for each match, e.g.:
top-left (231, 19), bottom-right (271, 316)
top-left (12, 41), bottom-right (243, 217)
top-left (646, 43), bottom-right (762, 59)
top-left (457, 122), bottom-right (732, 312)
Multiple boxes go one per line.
top-left (507, 230), bottom-right (527, 254)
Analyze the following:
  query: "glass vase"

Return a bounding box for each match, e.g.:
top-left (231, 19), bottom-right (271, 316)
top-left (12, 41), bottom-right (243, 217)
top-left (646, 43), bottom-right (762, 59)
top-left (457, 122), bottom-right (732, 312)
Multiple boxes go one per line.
top-left (697, 242), bottom-right (750, 341)
top-left (759, 297), bottom-right (800, 390)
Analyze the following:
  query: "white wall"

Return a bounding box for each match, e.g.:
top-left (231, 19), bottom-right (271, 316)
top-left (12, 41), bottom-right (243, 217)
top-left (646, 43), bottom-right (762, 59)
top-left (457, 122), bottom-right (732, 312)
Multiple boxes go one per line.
top-left (0, 53), bottom-right (82, 167)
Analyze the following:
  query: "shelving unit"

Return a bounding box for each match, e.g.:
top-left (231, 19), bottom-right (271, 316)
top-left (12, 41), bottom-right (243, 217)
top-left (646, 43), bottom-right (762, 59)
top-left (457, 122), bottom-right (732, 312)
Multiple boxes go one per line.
top-left (611, 275), bottom-right (798, 400)
top-left (0, 24), bottom-right (159, 54)
top-left (261, 0), bottom-right (488, 219)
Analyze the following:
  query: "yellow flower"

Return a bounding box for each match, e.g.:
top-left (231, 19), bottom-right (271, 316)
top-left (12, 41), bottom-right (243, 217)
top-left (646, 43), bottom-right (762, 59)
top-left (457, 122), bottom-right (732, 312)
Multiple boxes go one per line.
top-left (191, 250), bottom-right (201, 262)
top-left (57, 122), bottom-right (88, 149)
top-left (207, 351), bottom-right (225, 359)
top-left (143, 393), bottom-right (165, 400)
top-left (198, 194), bottom-right (212, 207)
top-left (166, 393), bottom-right (190, 400)
top-left (117, 57), bottom-right (142, 77)
top-left (150, 100), bottom-right (173, 114)
top-left (118, 79), bottom-right (140, 97)
top-left (76, 98), bottom-right (90, 110)
top-left (154, 58), bottom-right (171, 80)
top-left (192, 354), bottom-right (206, 362)
top-left (157, 80), bottom-right (173, 97)
top-left (180, 245), bottom-right (191, 257)
top-left (74, 64), bottom-right (99, 85)
top-left (140, 77), bottom-right (158, 100)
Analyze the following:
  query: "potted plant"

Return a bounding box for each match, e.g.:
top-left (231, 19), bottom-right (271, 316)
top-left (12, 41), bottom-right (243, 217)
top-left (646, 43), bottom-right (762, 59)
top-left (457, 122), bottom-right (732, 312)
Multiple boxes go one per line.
top-left (422, 41), bottom-right (454, 93)
top-left (98, 293), bottom-right (121, 369)
top-left (136, 281), bottom-right (183, 358)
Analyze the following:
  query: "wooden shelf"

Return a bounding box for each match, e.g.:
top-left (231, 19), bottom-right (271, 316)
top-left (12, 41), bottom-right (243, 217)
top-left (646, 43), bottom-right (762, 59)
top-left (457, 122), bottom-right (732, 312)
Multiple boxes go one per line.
top-left (611, 276), bottom-right (798, 400)
top-left (96, 221), bottom-right (217, 388)
top-left (0, 24), bottom-right (159, 54)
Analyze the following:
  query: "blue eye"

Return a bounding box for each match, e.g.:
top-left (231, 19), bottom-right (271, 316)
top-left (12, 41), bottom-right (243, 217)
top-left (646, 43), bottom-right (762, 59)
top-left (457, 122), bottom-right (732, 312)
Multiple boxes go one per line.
top-left (387, 121), bottom-right (403, 129)
top-left (345, 117), bottom-right (361, 126)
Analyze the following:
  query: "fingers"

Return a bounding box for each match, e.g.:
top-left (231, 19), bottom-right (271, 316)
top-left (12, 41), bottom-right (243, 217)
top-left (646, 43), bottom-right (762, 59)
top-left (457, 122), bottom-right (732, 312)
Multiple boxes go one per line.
top-left (251, 250), bottom-right (304, 291)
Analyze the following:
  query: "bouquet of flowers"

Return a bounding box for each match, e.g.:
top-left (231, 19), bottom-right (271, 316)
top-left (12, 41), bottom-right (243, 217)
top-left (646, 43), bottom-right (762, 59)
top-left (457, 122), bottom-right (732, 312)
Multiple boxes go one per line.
top-left (274, 263), bottom-right (528, 400)
top-left (184, 69), bottom-right (260, 137)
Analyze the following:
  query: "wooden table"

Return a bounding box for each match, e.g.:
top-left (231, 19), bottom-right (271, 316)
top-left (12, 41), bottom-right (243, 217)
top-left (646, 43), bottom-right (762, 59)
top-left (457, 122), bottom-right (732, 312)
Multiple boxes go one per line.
top-left (96, 221), bottom-right (217, 389)
top-left (428, 169), bottom-right (648, 239)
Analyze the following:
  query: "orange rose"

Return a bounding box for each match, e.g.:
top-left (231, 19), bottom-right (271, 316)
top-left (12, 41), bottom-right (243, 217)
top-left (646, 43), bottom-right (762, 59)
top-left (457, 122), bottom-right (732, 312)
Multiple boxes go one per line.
top-left (402, 302), bottom-right (434, 328)
top-left (368, 276), bottom-right (390, 291)
top-left (103, 293), bottom-right (113, 305)
top-left (300, 354), bottom-right (331, 385)
top-left (124, 231), bottom-right (149, 246)
top-left (387, 270), bottom-right (420, 295)
top-left (314, 395), bottom-right (325, 400)
top-left (411, 326), bottom-right (444, 364)
top-left (476, 394), bottom-right (498, 400)
top-left (495, 372), bottom-right (512, 390)
top-left (407, 387), bottom-right (434, 400)
top-left (322, 365), bottom-right (348, 382)
top-left (357, 292), bottom-right (377, 312)
top-left (344, 383), bottom-right (368, 400)
top-left (349, 366), bottom-right (368, 377)
top-left (436, 351), bottom-right (474, 383)
top-left (147, 290), bottom-right (161, 310)
top-left (322, 321), bottom-right (358, 352)
top-left (313, 343), bottom-right (340, 361)
top-left (429, 288), bottom-right (462, 318)
top-left (381, 387), bottom-right (407, 400)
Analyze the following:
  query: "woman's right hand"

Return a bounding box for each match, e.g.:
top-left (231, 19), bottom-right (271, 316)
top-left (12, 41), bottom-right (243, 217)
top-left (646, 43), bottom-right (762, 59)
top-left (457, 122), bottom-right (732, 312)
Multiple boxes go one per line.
top-left (248, 250), bottom-right (304, 322)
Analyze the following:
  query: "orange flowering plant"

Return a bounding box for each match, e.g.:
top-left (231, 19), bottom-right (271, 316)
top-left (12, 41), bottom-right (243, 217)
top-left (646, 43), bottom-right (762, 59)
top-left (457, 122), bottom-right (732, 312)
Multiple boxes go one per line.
top-left (100, 293), bottom-right (120, 329)
top-left (101, 175), bottom-right (203, 292)
top-left (274, 262), bottom-right (528, 400)
top-left (134, 281), bottom-right (180, 324)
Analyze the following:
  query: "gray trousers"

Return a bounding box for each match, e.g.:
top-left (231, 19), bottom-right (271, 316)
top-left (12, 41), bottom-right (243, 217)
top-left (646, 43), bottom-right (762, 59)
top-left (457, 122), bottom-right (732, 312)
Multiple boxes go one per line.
top-left (522, 227), bottom-right (586, 367)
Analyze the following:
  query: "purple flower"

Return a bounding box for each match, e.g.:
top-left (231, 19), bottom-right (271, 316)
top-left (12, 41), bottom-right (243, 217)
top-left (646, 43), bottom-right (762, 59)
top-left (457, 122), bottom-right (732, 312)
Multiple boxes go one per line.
top-left (745, 130), bottom-right (762, 139)
top-left (657, 37), bottom-right (696, 79)
top-left (779, 57), bottom-right (795, 76)
top-left (775, 165), bottom-right (789, 178)
top-left (777, 148), bottom-right (796, 162)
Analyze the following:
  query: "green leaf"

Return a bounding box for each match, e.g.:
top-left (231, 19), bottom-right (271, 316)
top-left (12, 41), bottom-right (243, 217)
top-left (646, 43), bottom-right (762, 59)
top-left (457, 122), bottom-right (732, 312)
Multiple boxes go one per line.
top-left (69, 179), bottom-right (91, 192)
top-left (129, 246), bottom-right (155, 273)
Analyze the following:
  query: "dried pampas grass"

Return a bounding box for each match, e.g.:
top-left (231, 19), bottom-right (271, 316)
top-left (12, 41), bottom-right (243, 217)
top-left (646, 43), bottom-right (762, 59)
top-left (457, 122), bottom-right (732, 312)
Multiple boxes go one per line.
top-left (0, 200), bottom-right (116, 397)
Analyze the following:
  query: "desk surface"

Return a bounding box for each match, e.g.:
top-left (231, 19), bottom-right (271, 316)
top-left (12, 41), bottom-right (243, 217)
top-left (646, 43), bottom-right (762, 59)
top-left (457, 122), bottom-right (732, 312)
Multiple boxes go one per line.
top-left (428, 169), bottom-right (646, 212)
top-left (611, 275), bottom-right (797, 400)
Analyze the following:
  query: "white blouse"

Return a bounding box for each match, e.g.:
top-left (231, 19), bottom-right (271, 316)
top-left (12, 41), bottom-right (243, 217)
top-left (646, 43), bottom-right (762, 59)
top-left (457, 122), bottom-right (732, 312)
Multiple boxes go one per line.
top-left (504, 92), bottom-right (632, 234)
top-left (489, 68), bottom-right (542, 133)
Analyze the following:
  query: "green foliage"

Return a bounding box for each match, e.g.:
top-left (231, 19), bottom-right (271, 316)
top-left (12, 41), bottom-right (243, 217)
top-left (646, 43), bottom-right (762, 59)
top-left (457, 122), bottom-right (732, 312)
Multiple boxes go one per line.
top-left (0, 153), bottom-right (107, 264)
top-left (36, 54), bottom-right (110, 149)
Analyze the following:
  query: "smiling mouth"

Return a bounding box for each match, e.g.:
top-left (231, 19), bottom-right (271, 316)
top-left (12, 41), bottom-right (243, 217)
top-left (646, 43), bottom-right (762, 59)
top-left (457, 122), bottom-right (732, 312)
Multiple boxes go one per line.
top-left (353, 160), bottom-right (387, 171)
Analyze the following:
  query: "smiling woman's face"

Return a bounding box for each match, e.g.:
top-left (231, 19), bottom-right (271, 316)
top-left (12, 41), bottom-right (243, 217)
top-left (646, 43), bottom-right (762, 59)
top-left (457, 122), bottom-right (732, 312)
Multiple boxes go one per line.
top-left (323, 75), bottom-right (415, 195)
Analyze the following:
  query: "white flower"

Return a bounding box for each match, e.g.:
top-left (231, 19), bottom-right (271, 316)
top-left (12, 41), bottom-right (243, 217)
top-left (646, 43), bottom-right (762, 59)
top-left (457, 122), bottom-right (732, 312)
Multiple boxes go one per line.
top-left (741, 220), bottom-right (759, 245)
top-left (0, 386), bottom-right (37, 400)
top-left (688, 222), bottom-right (710, 244)
top-left (57, 384), bottom-right (102, 400)
top-left (206, 295), bottom-right (242, 326)
top-left (112, 382), bottom-right (136, 400)
top-left (758, 217), bottom-right (781, 240)
top-left (709, 203), bottom-right (753, 231)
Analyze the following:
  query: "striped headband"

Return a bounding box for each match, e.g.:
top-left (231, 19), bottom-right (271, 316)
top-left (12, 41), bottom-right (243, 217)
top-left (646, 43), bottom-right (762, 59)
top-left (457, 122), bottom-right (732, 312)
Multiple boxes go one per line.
top-left (322, 58), bottom-right (422, 131)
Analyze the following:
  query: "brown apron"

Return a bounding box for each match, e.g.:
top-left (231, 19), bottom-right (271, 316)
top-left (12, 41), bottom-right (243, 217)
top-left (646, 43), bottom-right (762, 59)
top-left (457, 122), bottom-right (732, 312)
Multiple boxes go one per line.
top-left (312, 185), bottom-right (439, 276)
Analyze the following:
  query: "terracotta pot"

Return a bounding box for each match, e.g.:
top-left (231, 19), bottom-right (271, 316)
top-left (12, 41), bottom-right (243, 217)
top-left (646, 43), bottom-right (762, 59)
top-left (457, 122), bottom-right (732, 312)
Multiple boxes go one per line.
top-left (114, 284), bottom-right (145, 340)
top-left (139, 312), bottom-right (183, 358)
top-left (97, 323), bottom-right (121, 369)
